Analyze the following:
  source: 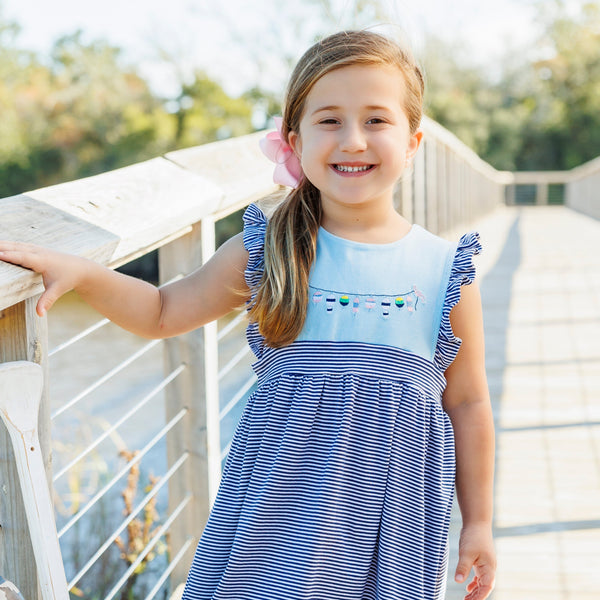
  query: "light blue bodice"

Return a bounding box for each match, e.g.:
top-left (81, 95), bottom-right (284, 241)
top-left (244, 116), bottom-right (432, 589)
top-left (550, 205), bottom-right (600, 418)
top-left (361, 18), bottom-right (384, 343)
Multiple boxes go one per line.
top-left (296, 225), bottom-right (457, 362)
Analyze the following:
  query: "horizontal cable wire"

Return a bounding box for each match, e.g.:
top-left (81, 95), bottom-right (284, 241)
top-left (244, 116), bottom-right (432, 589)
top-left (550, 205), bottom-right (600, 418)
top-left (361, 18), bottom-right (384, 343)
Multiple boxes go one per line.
top-left (49, 318), bottom-right (110, 357)
top-left (217, 309), bottom-right (247, 341)
top-left (218, 345), bottom-right (253, 381)
top-left (58, 408), bottom-right (188, 539)
top-left (52, 338), bottom-right (162, 420)
top-left (142, 536), bottom-right (194, 600)
top-left (54, 364), bottom-right (186, 483)
top-left (219, 373), bottom-right (257, 421)
top-left (48, 272), bottom-right (183, 366)
top-left (67, 452), bottom-right (189, 590)
top-left (103, 493), bottom-right (192, 600)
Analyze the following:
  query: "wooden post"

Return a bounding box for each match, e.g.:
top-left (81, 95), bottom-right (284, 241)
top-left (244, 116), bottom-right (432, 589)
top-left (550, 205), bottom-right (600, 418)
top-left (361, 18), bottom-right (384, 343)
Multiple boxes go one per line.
top-left (536, 182), bottom-right (549, 205)
top-left (0, 362), bottom-right (68, 600)
top-left (399, 170), bottom-right (413, 223)
top-left (0, 296), bottom-right (49, 600)
top-left (437, 144), bottom-right (448, 234)
top-left (159, 218), bottom-right (221, 586)
top-left (413, 146), bottom-right (426, 227)
top-left (424, 139), bottom-right (438, 234)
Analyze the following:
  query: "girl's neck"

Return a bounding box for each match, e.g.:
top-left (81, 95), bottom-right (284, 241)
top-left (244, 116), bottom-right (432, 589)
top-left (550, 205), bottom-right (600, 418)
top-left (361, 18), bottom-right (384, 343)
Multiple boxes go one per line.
top-left (319, 198), bottom-right (411, 245)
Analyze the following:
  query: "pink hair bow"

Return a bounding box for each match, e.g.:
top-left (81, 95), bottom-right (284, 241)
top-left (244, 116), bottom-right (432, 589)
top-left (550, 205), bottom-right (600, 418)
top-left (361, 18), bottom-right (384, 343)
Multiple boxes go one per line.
top-left (259, 117), bottom-right (303, 188)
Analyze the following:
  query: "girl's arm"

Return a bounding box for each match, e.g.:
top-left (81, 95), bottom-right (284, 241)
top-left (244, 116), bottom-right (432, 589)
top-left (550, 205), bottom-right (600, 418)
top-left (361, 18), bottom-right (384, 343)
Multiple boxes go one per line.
top-left (442, 281), bottom-right (496, 600)
top-left (0, 233), bottom-right (249, 338)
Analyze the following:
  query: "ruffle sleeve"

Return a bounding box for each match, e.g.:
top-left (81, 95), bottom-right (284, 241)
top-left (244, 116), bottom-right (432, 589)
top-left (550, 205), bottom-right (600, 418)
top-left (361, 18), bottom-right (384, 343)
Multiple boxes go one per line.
top-left (242, 203), bottom-right (268, 357)
top-left (243, 203), bottom-right (268, 292)
top-left (433, 231), bottom-right (482, 372)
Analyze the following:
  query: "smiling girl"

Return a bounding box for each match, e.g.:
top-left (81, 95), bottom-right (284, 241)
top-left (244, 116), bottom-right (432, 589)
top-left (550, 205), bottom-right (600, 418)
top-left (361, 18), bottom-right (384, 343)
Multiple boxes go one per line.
top-left (0, 30), bottom-right (496, 600)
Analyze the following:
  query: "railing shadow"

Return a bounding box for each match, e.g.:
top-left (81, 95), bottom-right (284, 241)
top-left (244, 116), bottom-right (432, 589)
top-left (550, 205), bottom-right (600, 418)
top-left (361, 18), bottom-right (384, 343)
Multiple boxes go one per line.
top-left (478, 213), bottom-right (523, 551)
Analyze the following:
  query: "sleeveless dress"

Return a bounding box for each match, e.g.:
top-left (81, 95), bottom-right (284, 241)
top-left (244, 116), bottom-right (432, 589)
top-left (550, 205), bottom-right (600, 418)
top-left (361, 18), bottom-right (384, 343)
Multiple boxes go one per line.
top-left (182, 203), bottom-right (482, 600)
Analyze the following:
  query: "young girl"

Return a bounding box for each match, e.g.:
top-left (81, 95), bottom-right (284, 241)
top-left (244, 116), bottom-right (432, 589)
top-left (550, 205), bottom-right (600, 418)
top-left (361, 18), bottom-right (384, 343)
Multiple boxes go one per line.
top-left (0, 30), bottom-right (495, 600)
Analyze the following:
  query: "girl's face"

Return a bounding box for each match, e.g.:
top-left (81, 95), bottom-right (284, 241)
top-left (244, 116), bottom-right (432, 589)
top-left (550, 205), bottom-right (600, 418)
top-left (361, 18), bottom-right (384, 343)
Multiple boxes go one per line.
top-left (288, 64), bottom-right (422, 213)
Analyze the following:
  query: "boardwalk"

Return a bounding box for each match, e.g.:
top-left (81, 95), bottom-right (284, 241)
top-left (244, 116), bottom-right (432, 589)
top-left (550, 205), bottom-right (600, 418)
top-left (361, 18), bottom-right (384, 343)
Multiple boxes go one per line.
top-left (445, 205), bottom-right (600, 600)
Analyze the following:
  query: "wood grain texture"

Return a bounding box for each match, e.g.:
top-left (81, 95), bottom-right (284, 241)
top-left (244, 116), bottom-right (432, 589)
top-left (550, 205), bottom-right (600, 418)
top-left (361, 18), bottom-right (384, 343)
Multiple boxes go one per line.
top-left (165, 131), bottom-right (278, 207)
top-left (0, 362), bottom-right (68, 600)
top-left (159, 225), bottom-right (216, 584)
top-left (0, 297), bottom-right (49, 600)
top-left (0, 156), bottom-right (224, 311)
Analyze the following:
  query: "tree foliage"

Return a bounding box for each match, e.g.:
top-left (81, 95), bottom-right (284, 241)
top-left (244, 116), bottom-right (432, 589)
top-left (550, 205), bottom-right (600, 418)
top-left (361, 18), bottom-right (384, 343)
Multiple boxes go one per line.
top-left (0, 23), bottom-right (256, 198)
top-left (423, 1), bottom-right (600, 170)
top-left (1, 1), bottom-right (600, 199)
top-left (516, 1), bottom-right (600, 168)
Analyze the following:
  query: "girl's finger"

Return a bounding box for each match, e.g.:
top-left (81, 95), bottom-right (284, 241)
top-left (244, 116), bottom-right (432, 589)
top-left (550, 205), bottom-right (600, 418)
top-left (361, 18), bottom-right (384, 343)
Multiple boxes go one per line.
top-left (37, 281), bottom-right (68, 316)
top-left (0, 249), bottom-right (37, 270)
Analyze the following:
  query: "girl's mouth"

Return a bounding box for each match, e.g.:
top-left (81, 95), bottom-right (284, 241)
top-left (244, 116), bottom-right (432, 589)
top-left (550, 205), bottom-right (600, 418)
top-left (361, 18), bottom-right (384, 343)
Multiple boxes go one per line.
top-left (332, 164), bottom-right (375, 174)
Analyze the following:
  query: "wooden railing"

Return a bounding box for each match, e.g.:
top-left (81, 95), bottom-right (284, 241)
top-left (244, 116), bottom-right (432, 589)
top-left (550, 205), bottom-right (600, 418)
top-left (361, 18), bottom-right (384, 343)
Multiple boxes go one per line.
top-left (503, 156), bottom-right (600, 217)
top-left (0, 130), bottom-right (277, 599)
top-left (0, 117), bottom-right (580, 599)
top-left (565, 155), bottom-right (600, 219)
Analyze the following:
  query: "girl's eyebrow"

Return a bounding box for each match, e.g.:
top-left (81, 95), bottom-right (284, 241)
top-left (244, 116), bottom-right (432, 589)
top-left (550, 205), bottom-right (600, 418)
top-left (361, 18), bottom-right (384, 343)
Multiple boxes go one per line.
top-left (311, 105), bottom-right (340, 115)
top-left (311, 105), bottom-right (394, 116)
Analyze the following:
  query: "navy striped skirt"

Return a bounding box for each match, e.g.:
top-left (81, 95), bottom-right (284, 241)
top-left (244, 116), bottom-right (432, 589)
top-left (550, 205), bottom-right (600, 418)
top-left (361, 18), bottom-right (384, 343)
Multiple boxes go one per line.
top-left (182, 341), bottom-right (455, 600)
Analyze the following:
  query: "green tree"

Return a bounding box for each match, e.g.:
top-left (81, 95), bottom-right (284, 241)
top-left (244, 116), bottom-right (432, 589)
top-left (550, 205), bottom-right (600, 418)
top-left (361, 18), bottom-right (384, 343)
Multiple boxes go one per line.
top-left (46, 31), bottom-right (174, 178)
top-left (515, 1), bottom-right (600, 169)
top-left (0, 20), bottom-right (260, 198)
top-left (0, 27), bottom-right (176, 196)
top-left (172, 71), bottom-right (254, 147)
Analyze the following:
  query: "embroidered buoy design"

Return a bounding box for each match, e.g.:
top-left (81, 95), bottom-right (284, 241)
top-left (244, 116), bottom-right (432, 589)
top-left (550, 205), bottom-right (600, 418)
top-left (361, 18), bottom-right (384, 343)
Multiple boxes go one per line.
top-left (309, 285), bottom-right (425, 319)
top-left (326, 295), bottom-right (336, 312)
top-left (381, 299), bottom-right (391, 319)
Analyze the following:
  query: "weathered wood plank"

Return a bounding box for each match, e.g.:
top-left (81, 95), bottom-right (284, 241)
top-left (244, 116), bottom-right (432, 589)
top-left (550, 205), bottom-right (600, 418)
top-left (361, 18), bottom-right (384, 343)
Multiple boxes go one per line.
top-left (0, 361), bottom-right (68, 600)
top-left (0, 297), bottom-right (49, 600)
top-left (512, 171), bottom-right (573, 184)
top-left (165, 131), bottom-right (278, 209)
top-left (159, 223), bottom-right (218, 584)
top-left (0, 157), bottom-right (223, 311)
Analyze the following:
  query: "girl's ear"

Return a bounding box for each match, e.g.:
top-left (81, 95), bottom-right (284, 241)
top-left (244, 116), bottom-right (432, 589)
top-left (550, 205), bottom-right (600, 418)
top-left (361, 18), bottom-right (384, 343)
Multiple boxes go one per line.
top-left (288, 131), bottom-right (302, 157)
top-left (406, 130), bottom-right (423, 163)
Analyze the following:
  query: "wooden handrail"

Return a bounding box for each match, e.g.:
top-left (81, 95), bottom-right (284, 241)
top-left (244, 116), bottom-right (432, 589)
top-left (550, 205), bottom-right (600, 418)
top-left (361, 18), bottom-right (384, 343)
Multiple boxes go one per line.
top-left (0, 132), bottom-right (277, 312)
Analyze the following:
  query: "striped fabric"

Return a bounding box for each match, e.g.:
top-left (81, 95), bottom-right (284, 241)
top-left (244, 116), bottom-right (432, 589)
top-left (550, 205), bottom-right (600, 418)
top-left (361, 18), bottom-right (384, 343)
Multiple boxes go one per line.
top-left (434, 230), bottom-right (482, 372)
top-left (182, 204), bottom-right (481, 600)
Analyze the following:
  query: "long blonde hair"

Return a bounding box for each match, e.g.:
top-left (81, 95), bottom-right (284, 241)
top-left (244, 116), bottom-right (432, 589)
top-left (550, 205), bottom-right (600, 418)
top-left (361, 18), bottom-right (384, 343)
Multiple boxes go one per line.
top-left (249, 30), bottom-right (425, 347)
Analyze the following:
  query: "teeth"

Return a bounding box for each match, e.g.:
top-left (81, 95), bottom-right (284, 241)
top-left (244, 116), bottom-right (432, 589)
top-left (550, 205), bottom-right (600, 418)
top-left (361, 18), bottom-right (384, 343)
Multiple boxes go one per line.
top-left (335, 165), bottom-right (372, 173)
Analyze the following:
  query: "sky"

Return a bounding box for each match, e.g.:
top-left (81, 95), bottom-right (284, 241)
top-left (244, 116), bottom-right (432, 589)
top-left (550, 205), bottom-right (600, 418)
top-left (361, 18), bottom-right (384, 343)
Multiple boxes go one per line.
top-left (0, 0), bottom-right (578, 98)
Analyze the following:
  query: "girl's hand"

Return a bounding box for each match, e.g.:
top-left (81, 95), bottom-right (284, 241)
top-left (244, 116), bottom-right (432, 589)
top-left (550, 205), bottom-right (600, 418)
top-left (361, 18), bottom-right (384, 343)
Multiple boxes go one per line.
top-left (0, 242), bottom-right (88, 316)
top-left (454, 522), bottom-right (496, 600)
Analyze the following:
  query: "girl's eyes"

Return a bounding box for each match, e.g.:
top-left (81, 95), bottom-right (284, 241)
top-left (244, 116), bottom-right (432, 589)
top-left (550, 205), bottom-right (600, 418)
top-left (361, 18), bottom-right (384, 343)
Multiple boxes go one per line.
top-left (317, 118), bottom-right (388, 126)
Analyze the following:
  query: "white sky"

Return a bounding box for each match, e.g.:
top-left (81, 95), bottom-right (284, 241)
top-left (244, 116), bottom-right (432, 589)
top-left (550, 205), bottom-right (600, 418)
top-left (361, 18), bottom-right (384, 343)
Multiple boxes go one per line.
top-left (0, 0), bottom-right (581, 98)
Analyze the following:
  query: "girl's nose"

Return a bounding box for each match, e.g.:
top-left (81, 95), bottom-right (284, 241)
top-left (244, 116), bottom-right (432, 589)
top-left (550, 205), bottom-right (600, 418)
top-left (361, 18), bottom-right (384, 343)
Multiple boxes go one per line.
top-left (339, 124), bottom-right (367, 152)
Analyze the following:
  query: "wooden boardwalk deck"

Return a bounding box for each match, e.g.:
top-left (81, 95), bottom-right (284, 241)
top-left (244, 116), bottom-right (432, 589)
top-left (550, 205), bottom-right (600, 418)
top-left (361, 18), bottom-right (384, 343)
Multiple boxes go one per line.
top-left (445, 205), bottom-right (600, 599)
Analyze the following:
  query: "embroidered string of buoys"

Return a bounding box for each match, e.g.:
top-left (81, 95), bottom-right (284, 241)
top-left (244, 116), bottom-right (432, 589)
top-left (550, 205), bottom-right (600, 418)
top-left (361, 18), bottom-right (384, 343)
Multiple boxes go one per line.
top-left (310, 285), bottom-right (426, 319)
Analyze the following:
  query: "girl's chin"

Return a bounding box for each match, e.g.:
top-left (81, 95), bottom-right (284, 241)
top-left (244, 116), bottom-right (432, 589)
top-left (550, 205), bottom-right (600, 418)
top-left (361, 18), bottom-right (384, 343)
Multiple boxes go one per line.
top-left (319, 193), bottom-right (395, 208)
